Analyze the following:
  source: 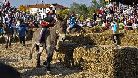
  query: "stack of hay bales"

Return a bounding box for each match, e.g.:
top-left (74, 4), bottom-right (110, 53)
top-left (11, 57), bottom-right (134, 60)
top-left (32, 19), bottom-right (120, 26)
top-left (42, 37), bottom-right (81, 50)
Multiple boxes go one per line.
top-left (54, 45), bottom-right (137, 77)
top-left (53, 29), bottom-right (138, 77)
top-left (67, 29), bottom-right (138, 46)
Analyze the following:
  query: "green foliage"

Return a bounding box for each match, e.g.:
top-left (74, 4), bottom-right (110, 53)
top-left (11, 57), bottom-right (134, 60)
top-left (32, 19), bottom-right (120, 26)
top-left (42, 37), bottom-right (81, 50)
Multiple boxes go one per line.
top-left (69, 2), bottom-right (88, 19)
top-left (88, 0), bottom-right (105, 18)
top-left (69, 0), bottom-right (106, 21)
top-left (79, 15), bottom-right (84, 21)
top-left (57, 9), bottom-right (69, 18)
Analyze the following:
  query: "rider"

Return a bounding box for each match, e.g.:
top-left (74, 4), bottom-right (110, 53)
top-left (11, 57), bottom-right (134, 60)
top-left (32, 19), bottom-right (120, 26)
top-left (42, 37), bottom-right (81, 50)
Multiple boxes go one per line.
top-left (36, 10), bottom-right (55, 68)
top-left (67, 13), bottom-right (76, 33)
top-left (38, 10), bottom-right (55, 45)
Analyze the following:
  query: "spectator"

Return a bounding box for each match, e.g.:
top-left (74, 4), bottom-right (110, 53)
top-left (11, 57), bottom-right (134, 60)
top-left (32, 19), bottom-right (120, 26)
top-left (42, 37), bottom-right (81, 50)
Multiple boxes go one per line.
top-left (111, 20), bottom-right (120, 47)
top-left (18, 19), bottom-right (28, 46)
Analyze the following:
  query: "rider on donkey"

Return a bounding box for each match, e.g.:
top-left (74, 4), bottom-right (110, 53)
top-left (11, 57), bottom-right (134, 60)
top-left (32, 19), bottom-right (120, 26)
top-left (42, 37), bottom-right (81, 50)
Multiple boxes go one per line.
top-left (67, 13), bottom-right (77, 33)
top-left (38, 10), bottom-right (56, 45)
top-left (36, 10), bottom-right (56, 69)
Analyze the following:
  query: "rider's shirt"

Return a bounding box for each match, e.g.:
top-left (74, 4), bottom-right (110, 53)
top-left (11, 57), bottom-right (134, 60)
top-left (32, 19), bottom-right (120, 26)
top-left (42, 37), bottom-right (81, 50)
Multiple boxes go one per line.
top-left (69, 16), bottom-right (76, 28)
top-left (42, 15), bottom-right (55, 28)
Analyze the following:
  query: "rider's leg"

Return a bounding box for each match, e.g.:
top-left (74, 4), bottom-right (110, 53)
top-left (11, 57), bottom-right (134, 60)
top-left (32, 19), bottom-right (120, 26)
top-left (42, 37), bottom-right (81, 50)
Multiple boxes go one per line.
top-left (39, 28), bottom-right (47, 44)
top-left (9, 36), bottom-right (11, 47)
top-left (112, 34), bottom-right (116, 45)
top-left (67, 27), bottom-right (70, 33)
top-left (116, 34), bottom-right (120, 45)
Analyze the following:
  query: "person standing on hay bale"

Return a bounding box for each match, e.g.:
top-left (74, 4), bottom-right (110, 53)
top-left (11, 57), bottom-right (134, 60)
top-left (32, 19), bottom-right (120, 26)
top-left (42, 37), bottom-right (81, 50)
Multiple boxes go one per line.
top-left (111, 20), bottom-right (121, 48)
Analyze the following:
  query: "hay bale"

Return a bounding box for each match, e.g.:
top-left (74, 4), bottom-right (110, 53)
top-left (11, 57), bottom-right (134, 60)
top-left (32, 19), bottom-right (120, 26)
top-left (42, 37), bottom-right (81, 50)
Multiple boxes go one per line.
top-left (53, 41), bottom-right (137, 77)
top-left (73, 46), bottom-right (114, 77)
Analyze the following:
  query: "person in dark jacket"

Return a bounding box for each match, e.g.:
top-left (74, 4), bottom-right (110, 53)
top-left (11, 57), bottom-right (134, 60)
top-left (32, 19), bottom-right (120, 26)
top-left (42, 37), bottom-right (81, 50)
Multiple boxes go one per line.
top-left (18, 19), bottom-right (28, 46)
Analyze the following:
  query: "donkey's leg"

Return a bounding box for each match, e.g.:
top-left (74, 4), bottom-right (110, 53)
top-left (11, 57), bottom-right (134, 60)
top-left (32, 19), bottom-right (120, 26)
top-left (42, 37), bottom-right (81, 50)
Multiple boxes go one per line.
top-left (36, 45), bottom-right (43, 67)
top-left (8, 36), bottom-right (12, 47)
top-left (29, 43), bottom-right (36, 60)
top-left (44, 44), bottom-right (54, 71)
top-left (5, 35), bottom-right (9, 49)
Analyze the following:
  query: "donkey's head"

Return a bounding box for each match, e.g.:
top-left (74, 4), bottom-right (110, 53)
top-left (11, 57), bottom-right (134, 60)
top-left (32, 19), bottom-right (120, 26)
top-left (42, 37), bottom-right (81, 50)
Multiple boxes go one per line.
top-left (55, 14), bottom-right (68, 41)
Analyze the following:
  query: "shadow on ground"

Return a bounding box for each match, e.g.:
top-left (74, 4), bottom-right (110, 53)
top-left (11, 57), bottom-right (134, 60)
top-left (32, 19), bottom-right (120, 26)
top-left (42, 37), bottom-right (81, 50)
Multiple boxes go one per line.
top-left (0, 62), bottom-right (21, 78)
top-left (22, 62), bottom-right (82, 78)
top-left (113, 47), bottom-right (138, 78)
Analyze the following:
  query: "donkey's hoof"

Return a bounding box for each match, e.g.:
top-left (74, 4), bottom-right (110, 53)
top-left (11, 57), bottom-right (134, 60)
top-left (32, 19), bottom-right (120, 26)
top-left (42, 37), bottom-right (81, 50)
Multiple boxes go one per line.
top-left (43, 61), bottom-right (47, 66)
top-left (36, 65), bottom-right (41, 68)
top-left (46, 67), bottom-right (51, 72)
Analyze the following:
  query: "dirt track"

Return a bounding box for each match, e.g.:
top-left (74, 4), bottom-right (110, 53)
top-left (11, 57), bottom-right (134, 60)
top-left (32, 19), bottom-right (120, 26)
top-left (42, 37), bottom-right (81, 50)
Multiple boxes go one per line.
top-left (0, 29), bottom-right (138, 78)
top-left (0, 42), bottom-right (95, 78)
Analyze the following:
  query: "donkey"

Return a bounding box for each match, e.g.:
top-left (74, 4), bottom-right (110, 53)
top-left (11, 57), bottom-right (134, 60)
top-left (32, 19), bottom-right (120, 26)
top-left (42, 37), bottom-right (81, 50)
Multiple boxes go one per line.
top-left (29, 15), bottom-right (67, 71)
top-left (3, 23), bottom-right (14, 48)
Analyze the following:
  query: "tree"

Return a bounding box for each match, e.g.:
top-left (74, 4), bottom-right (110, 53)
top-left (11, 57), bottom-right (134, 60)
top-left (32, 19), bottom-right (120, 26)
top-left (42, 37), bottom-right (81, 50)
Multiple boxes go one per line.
top-left (88, 0), bottom-right (105, 17)
top-left (69, 2), bottom-right (80, 14)
top-left (91, 0), bottom-right (105, 9)
top-left (57, 9), bottom-right (69, 18)
top-left (69, 2), bottom-right (88, 19)
top-left (19, 5), bottom-right (27, 12)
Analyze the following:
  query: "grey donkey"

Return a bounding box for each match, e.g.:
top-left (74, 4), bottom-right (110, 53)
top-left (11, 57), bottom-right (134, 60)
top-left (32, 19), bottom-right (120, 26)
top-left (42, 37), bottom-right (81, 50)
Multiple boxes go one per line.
top-left (29, 15), bottom-right (67, 71)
